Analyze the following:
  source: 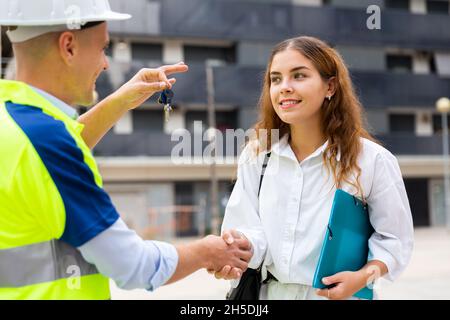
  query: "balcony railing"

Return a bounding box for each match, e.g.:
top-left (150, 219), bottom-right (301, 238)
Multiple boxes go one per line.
top-left (94, 130), bottom-right (450, 157)
top-left (377, 133), bottom-right (450, 155)
top-left (94, 131), bottom-right (243, 157)
top-left (108, 0), bottom-right (450, 49)
top-left (97, 62), bottom-right (450, 108)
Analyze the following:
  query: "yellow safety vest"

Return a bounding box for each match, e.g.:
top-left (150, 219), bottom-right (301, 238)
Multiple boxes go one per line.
top-left (0, 80), bottom-right (111, 300)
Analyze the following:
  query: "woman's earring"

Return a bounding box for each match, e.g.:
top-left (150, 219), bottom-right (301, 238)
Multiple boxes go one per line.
top-left (327, 96), bottom-right (332, 101)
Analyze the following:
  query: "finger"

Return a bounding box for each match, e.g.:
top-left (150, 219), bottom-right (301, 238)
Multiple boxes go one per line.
top-left (214, 265), bottom-right (231, 279)
top-left (316, 289), bottom-right (328, 298)
top-left (234, 238), bottom-right (252, 251)
top-left (227, 267), bottom-right (242, 280)
top-left (322, 272), bottom-right (344, 286)
top-left (231, 259), bottom-right (248, 272)
top-left (222, 231), bottom-right (234, 245)
top-left (139, 78), bottom-right (175, 92)
top-left (327, 287), bottom-right (342, 300)
top-left (159, 62), bottom-right (185, 71)
top-left (237, 249), bottom-right (253, 262)
top-left (158, 70), bottom-right (171, 89)
top-left (138, 81), bottom-right (168, 92)
top-left (230, 230), bottom-right (245, 239)
top-left (160, 63), bottom-right (189, 76)
top-left (138, 68), bottom-right (160, 82)
top-left (219, 265), bottom-right (231, 274)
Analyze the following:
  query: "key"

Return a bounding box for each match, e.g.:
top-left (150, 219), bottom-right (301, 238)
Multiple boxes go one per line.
top-left (158, 89), bottom-right (174, 122)
top-left (164, 104), bottom-right (172, 123)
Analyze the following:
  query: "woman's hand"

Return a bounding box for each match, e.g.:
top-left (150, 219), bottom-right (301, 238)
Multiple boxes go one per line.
top-left (315, 271), bottom-right (368, 300)
top-left (316, 261), bottom-right (387, 300)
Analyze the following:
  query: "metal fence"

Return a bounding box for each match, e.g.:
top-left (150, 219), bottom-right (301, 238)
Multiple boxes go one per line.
top-left (125, 205), bottom-right (208, 241)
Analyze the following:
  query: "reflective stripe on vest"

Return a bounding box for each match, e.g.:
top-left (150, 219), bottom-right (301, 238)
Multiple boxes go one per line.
top-left (0, 240), bottom-right (98, 288)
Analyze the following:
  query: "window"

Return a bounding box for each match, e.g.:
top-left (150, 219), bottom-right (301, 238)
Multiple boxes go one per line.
top-left (131, 43), bottom-right (163, 62)
top-left (387, 54), bottom-right (413, 73)
top-left (435, 52), bottom-right (450, 76)
top-left (132, 110), bottom-right (164, 132)
top-left (185, 110), bottom-right (238, 133)
top-left (184, 45), bottom-right (236, 64)
top-left (430, 54), bottom-right (437, 73)
top-left (174, 182), bottom-right (198, 237)
top-left (427, 0), bottom-right (450, 14)
top-left (216, 111), bottom-right (238, 132)
top-left (385, 0), bottom-right (410, 10)
top-left (432, 114), bottom-right (450, 133)
top-left (389, 114), bottom-right (415, 133)
top-left (185, 111), bottom-right (207, 134)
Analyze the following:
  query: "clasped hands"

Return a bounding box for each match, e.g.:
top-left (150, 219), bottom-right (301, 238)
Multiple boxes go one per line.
top-left (206, 230), bottom-right (253, 280)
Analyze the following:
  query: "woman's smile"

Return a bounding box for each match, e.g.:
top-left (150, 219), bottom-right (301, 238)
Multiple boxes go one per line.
top-left (279, 99), bottom-right (302, 110)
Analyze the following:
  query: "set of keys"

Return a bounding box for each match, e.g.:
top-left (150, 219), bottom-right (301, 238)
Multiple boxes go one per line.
top-left (158, 89), bottom-right (174, 122)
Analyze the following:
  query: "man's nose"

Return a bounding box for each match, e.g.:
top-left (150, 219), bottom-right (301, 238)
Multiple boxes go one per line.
top-left (103, 55), bottom-right (110, 71)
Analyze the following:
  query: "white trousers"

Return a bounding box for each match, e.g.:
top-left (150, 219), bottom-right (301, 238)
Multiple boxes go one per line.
top-left (260, 281), bottom-right (364, 300)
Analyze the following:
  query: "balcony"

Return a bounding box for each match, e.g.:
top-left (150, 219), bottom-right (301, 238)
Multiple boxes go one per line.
top-left (94, 131), bottom-right (243, 157)
top-left (97, 62), bottom-right (450, 108)
top-left (377, 134), bottom-right (450, 155)
top-left (108, 0), bottom-right (450, 50)
top-left (94, 132), bottom-right (175, 157)
top-left (93, 129), bottom-right (449, 157)
top-left (352, 72), bottom-right (450, 108)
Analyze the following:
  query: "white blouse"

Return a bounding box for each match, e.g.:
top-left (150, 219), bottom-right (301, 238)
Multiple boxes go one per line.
top-left (222, 135), bottom-right (414, 286)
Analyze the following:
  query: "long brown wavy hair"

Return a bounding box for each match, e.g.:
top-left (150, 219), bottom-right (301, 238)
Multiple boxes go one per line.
top-left (253, 36), bottom-right (376, 199)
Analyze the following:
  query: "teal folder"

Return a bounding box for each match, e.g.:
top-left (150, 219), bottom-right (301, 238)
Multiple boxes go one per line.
top-left (312, 189), bottom-right (374, 300)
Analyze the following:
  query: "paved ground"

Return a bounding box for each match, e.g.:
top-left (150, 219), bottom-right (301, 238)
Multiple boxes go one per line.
top-left (110, 227), bottom-right (450, 300)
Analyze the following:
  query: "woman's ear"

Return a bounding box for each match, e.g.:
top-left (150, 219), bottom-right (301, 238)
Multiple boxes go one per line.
top-left (326, 76), bottom-right (337, 98)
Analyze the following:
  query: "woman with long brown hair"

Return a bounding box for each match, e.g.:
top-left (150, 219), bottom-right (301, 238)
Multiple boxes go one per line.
top-left (217, 36), bottom-right (414, 300)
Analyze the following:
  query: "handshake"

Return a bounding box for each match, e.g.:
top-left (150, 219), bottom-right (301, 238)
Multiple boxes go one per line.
top-left (204, 230), bottom-right (253, 280)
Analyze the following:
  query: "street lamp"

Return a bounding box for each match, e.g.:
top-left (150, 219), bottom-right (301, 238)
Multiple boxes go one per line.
top-left (436, 97), bottom-right (450, 229)
top-left (205, 59), bottom-right (220, 235)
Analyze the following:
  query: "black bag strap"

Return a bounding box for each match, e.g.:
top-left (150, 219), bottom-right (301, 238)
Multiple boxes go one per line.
top-left (225, 152), bottom-right (274, 300)
top-left (257, 152), bottom-right (271, 198)
top-left (256, 152), bottom-right (273, 280)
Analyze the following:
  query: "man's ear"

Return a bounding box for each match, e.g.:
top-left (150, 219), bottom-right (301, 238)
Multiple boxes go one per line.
top-left (58, 31), bottom-right (77, 65)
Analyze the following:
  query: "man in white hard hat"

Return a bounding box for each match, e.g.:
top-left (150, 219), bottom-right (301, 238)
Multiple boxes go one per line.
top-left (0, 0), bottom-right (250, 299)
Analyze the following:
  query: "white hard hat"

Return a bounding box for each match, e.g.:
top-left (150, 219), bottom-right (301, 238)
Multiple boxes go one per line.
top-left (0, 0), bottom-right (131, 42)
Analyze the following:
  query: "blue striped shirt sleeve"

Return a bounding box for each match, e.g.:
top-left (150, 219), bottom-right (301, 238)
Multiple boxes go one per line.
top-left (6, 102), bottom-right (119, 247)
top-left (78, 218), bottom-right (179, 291)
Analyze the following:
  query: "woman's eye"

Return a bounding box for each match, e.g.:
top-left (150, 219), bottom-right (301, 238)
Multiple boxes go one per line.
top-left (270, 77), bottom-right (281, 83)
top-left (294, 73), bottom-right (306, 79)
